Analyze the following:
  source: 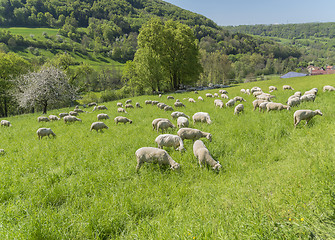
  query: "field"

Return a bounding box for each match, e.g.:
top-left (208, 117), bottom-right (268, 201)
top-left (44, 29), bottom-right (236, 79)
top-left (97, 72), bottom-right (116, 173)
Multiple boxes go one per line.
top-left (1, 75), bottom-right (335, 239)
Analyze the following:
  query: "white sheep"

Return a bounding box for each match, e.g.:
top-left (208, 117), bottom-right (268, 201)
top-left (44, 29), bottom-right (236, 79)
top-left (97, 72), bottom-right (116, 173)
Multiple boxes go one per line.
top-left (266, 102), bottom-right (290, 112)
top-left (206, 93), bottom-right (214, 98)
top-left (164, 105), bottom-right (174, 111)
top-left (49, 115), bottom-right (60, 121)
top-left (145, 100), bottom-right (152, 105)
top-left (192, 112), bottom-right (212, 124)
top-left (225, 99), bottom-right (236, 107)
top-left (300, 94), bottom-right (316, 102)
top-left (193, 140), bottom-right (221, 171)
top-left (117, 107), bottom-right (127, 113)
top-left (171, 111), bottom-right (189, 119)
top-left (93, 105), bottom-right (108, 111)
top-left (125, 104), bottom-right (134, 108)
top-left (159, 94), bottom-right (162, 98)
top-left (136, 102), bottom-right (142, 108)
top-left (155, 134), bottom-right (185, 152)
top-left (283, 85), bottom-right (294, 90)
top-left (233, 96), bottom-right (246, 102)
top-left (117, 102), bottom-right (123, 107)
top-left (87, 102), bottom-right (97, 107)
top-left (188, 98), bottom-right (196, 103)
top-left (221, 94), bottom-right (229, 99)
top-left (252, 99), bottom-right (267, 111)
top-left (246, 89), bottom-right (250, 95)
top-left (69, 111), bottom-right (79, 116)
top-left (63, 116), bottom-right (82, 123)
top-left (294, 109), bottom-right (323, 127)
top-left (219, 89), bottom-right (228, 94)
top-left (59, 113), bottom-right (69, 118)
top-left (97, 113), bottom-right (110, 120)
top-left (253, 91), bottom-right (263, 97)
top-left (214, 99), bottom-right (224, 108)
top-left (74, 108), bottom-right (85, 113)
top-left (38, 116), bottom-right (49, 122)
top-left (174, 102), bottom-right (185, 108)
top-left (114, 116), bottom-right (132, 124)
top-left (157, 120), bottom-right (176, 133)
top-left (323, 85), bottom-right (335, 92)
top-left (157, 103), bottom-right (167, 109)
top-left (177, 128), bottom-right (212, 142)
top-left (213, 93), bottom-right (219, 97)
top-left (250, 87), bottom-right (262, 94)
top-left (90, 122), bottom-right (108, 132)
top-left (234, 104), bottom-right (244, 115)
top-left (304, 89), bottom-right (317, 96)
top-left (135, 147), bottom-right (180, 171)
top-left (259, 102), bottom-right (270, 112)
top-left (167, 96), bottom-right (174, 100)
top-left (152, 118), bottom-right (169, 131)
top-left (198, 96), bottom-right (204, 101)
top-left (36, 128), bottom-right (56, 139)
top-left (269, 86), bottom-right (277, 91)
top-left (287, 97), bottom-right (300, 107)
top-left (151, 100), bottom-right (159, 105)
top-left (125, 99), bottom-right (132, 104)
top-left (0, 120), bottom-right (11, 127)
top-left (177, 116), bottom-right (189, 128)
top-left (240, 89), bottom-right (246, 94)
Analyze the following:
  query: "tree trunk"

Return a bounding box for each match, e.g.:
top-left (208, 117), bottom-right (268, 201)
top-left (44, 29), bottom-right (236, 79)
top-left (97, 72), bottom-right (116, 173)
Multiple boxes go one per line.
top-left (43, 101), bottom-right (48, 114)
top-left (4, 97), bottom-right (7, 117)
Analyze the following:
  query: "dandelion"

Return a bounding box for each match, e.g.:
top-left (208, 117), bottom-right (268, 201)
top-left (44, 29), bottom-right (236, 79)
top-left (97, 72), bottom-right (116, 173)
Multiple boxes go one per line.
top-left (193, 237), bottom-right (195, 240)
top-left (301, 218), bottom-right (304, 222)
top-left (289, 218), bottom-right (291, 221)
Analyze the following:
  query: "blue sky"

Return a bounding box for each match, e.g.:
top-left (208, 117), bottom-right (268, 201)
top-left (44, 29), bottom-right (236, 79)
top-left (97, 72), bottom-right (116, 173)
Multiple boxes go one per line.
top-left (164, 0), bottom-right (335, 26)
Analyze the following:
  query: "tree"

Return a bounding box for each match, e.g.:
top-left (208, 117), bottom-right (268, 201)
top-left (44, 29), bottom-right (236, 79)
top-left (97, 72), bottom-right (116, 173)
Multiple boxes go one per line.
top-left (14, 66), bottom-right (77, 114)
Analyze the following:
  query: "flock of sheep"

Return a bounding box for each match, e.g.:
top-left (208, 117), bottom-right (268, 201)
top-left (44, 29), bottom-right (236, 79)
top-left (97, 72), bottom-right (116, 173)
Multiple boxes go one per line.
top-left (0, 83), bottom-right (333, 170)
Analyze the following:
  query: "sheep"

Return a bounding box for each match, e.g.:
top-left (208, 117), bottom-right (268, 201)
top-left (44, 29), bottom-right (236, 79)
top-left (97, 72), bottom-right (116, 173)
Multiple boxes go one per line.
top-left (253, 91), bottom-right (263, 97)
top-left (233, 96), bottom-right (246, 102)
top-left (0, 120), bottom-right (11, 127)
top-left (152, 118), bottom-right (169, 131)
top-left (226, 99), bottom-right (236, 107)
top-left (159, 94), bottom-right (162, 98)
top-left (36, 128), bottom-right (56, 139)
top-left (117, 107), bottom-right (127, 113)
top-left (287, 97), bottom-right (300, 107)
top-left (97, 113), bottom-right (110, 120)
top-left (157, 120), bottom-right (176, 133)
top-left (155, 134), bottom-right (185, 152)
top-left (294, 91), bottom-right (302, 98)
top-left (219, 89), bottom-right (228, 94)
top-left (198, 96), bottom-right (204, 101)
top-left (259, 102), bottom-right (270, 112)
top-left (193, 140), bottom-right (221, 171)
top-left (300, 94), bottom-right (316, 102)
top-left (125, 104), bottom-right (134, 108)
top-left (167, 96), bottom-right (174, 100)
top-left (234, 104), bottom-right (244, 115)
top-left (38, 116), bottom-right (49, 122)
top-left (151, 100), bottom-right (159, 105)
top-left (269, 86), bottom-right (277, 91)
top-left (49, 115), bottom-right (60, 121)
top-left (136, 102), bottom-right (142, 108)
top-left (145, 100), bottom-right (152, 105)
top-left (250, 87), bottom-right (262, 93)
top-left (117, 102), bottom-right (123, 107)
top-left (192, 112), bottom-right (212, 124)
top-left (240, 89), bottom-right (246, 94)
top-left (171, 111), bottom-right (189, 119)
top-left (221, 94), bottom-right (229, 99)
top-left (177, 128), bottom-right (212, 142)
top-left (323, 85), bottom-right (335, 92)
top-left (69, 111), bottom-right (79, 116)
top-left (177, 116), bottom-right (189, 128)
top-left (294, 109), bottom-right (323, 127)
top-left (206, 93), bottom-right (214, 98)
top-left (188, 98), bottom-right (196, 103)
top-left (90, 122), bottom-right (108, 132)
top-left (283, 85), bottom-right (294, 90)
top-left (135, 147), bottom-right (180, 171)
top-left (214, 93), bottom-right (219, 97)
top-left (93, 105), bottom-right (108, 111)
top-left (256, 93), bottom-right (274, 101)
top-left (125, 99), bottom-right (132, 104)
top-left (87, 102), bottom-right (97, 107)
top-left (74, 108), bottom-right (85, 113)
top-left (114, 116), bottom-right (132, 124)
top-left (266, 102), bottom-right (290, 112)
top-left (64, 116), bottom-right (82, 123)
top-left (252, 99), bottom-right (267, 111)
top-left (214, 99), bottom-right (224, 108)
top-left (174, 102), bottom-right (185, 108)
top-left (304, 89), bottom-right (318, 96)
top-left (0, 149), bottom-right (4, 154)
top-left (59, 113), bottom-right (69, 118)
top-left (164, 105), bottom-right (174, 111)
top-left (157, 103), bottom-right (167, 109)
top-left (246, 89), bottom-right (250, 95)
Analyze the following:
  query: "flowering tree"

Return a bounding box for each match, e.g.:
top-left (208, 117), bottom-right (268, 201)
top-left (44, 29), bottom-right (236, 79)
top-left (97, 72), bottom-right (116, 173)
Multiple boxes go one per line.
top-left (14, 66), bottom-right (78, 114)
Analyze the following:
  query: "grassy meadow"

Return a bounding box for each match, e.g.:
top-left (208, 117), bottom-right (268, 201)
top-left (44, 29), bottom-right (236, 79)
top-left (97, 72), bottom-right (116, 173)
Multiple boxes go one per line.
top-left (1, 75), bottom-right (335, 239)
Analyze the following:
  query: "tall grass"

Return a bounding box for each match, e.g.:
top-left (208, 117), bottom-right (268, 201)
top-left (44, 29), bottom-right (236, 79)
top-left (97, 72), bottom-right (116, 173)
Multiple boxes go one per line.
top-left (0, 75), bottom-right (335, 239)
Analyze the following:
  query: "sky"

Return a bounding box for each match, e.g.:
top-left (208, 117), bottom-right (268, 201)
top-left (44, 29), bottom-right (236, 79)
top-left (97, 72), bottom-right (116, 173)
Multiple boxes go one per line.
top-left (163, 0), bottom-right (335, 26)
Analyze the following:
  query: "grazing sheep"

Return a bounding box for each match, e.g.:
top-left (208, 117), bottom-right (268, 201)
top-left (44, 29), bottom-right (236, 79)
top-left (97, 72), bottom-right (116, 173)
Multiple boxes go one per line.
top-left (152, 118), bottom-right (169, 131)
top-left (256, 94), bottom-right (274, 101)
top-left (253, 91), bottom-right (263, 97)
top-left (59, 113), bottom-right (69, 118)
top-left (74, 108), bottom-right (85, 113)
top-left (117, 107), bottom-right (127, 113)
top-left (259, 102), bottom-right (270, 112)
top-left (300, 94), bottom-right (316, 102)
top-left (294, 91), bottom-right (302, 97)
top-left (233, 96), bottom-right (246, 102)
top-left (159, 94), bottom-right (162, 98)
top-left (214, 93), bottom-right (219, 97)
top-left (198, 96), bottom-right (204, 101)
top-left (283, 85), bottom-right (294, 90)
top-left (304, 89), bottom-right (318, 96)
top-left (87, 102), bottom-right (97, 107)
top-left (177, 128), bottom-right (212, 142)
top-left (135, 147), bottom-right (180, 171)
top-left (188, 98), bottom-right (196, 103)
top-left (269, 86), bottom-right (277, 91)
top-left (49, 115), bottom-right (60, 121)
top-left (294, 109), bottom-right (322, 127)
top-left (164, 105), bottom-right (174, 111)
top-left (145, 100), bottom-right (152, 105)
top-left (174, 102), bottom-right (185, 108)
top-left (219, 89), bottom-right (228, 94)
top-left (0, 120), bottom-right (11, 127)
top-left (90, 122), bottom-right (108, 132)
top-left (221, 94), bottom-right (229, 99)
top-left (155, 134), bottom-right (185, 152)
top-left (177, 116), bottom-right (189, 128)
top-left (97, 113), bottom-right (110, 120)
top-left (266, 102), bottom-right (290, 112)
top-left (36, 128), bottom-right (56, 139)
top-left (206, 93), bottom-right (214, 98)
top-left (171, 111), bottom-right (189, 119)
top-left (251, 87), bottom-right (262, 94)
top-left (63, 116), bottom-right (82, 123)
top-left (151, 100), bottom-right (159, 105)
top-left (214, 99), bottom-right (224, 108)
top-left (38, 116), bottom-right (49, 122)
top-left (226, 99), bottom-right (236, 107)
top-left (0, 149), bottom-right (4, 154)
top-left (157, 120), bottom-right (176, 133)
top-left (114, 116), bottom-right (132, 124)
top-left (93, 105), bottom-right (108, 111)
top-left (192, 112), bottom-right (212, 124)
top-left (125, 99), bottom-right (132, 104)
top-left (240, 89), bottom-right (246, 94)
top-left (252, 99), bottom-right (267, 111)
top-left (136, 102), bottom-right (142, 108)
top-left (234, 104), bottom-right (244, 115)
top-left (193, 140), bottom-right (221, 171)
top-left (194, 91), bottom-right (198, 94)
top-left (287, 97), bottom-right (300, 107)
top-left (125, 104), bottom-right (134, 108)
top-left (167, 96), bottom-right (174, 100)
top-left (117, 102), bottom-right (123, 107)
top-left (246, 89), bottom-right (250, 95)
top-left (323, 85), bottom-right (335, 92)
top-left (157, 103), bottom-right (167, 109)
top-left (69, 111), bottom-right (79, 116)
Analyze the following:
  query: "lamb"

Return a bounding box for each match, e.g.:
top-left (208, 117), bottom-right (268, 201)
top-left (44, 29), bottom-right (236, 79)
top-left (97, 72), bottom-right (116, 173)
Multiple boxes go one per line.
top-left (252, 99), bottom-right (267, 111)
top-left (135, 147), bottom-right (180, 171)
top-left (87, 102), bottom-right (97, 107)
top-left (233, 96), bottom-right (246, 102)
top-left (136, 102), bottom-right (142, 108)
top-left (157, 120), bottom-right (176, 133)
top-left (64, 116), bottom-right (82, 123)
top-left (38, 116), bottom-right (49, 122)
top-left (193, 140), bottom-right (221, 171)
top-left (177, 116), bottom-right (189, 128)
top-left (125, 99), bottom-right (132, 104)
top-left (206, 93), bottom-right (214, 98)
top-left (36, 128), bottom-right (56, 139)
top-left (269, 86), bottom-right (277, 91)
top-left (283, 85), bottom-right (294, 90)
top-left (177, 128), bottom-right (212, 142)
top-left (90, 122), bottom-right (108, 132)
top-left (0, 120), bottom-right (11, 127)
top-left (323, 85), bottom-right (335, 92)
top-left (234, 104), bottom-right (244, 115)
top-left (221, 94), bottom-right (229, 99)
top-left (174, 102), bottom-right (185, 108)
top-left (114, 116), bottom-right (132, 124)
top-left (59, 113), bottom-right (69, 118)
top-left (125, 104), bottom-right (134, 108)
top-left (97, 113), bottom-right (110, 120)
top-left (225, 99), bottom-right (236, 107)
top-left (214, 99), bottom-right (224, 108)
top-left (164, 105), bottom-right (174, 111)
top-left (219, 89), bottom-right (228, 94)
top-left (171, 111), bottom-right (189, 119)
top-left (152, 118), bottom-right (169, 131)
top-left (300, 94), bottom-right (316, 102)
top-left (93, 105), bottom-right (108, 111)
top-left (259, 102), bottom-right (270, 112)
top-left (253, 91), bottom-right (263, 97)
top-left (287, 97), bottom-right (300, 107)
top-left (155, 134), bottom-right (185, 152)
top-left (117, 107), bottom-right (127, 113)
top-left (69, 111), bottom-right (79, 116)
top-left (49, 115), bottom-right (60, 121)
top-left (294, 109), bottom-right (323, 127)
top-left (145, 100), bottom-right (152, 105)
top-left (192, 112), bottom-right (212, 124)
top-left (266, 102), bottom-right (290, 112)
top-left (167, 96), bottom-right (174, 100)
top-left (117, 102), bottom-right (123, 107)
top-left (188, 98), bottom-right (196, 103)
top-left (198, 96), bottom-right (204, 101)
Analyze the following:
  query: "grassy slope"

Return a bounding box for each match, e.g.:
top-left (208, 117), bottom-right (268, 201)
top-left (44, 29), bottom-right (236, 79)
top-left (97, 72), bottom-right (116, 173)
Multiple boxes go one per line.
top-left (1, 75), bottom-right (335, 239)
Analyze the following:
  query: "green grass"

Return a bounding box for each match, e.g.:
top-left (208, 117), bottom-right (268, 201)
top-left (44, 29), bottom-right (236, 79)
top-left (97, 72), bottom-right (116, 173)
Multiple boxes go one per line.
top-left (1, 75), bottom-right (335, 239)
top-left (3, 27), bottom-right (59, 39)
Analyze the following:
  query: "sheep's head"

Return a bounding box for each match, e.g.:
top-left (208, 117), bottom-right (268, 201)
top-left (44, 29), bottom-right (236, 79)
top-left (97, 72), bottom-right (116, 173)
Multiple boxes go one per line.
top-left (171, 163), bottom-right (181, 170)
top-left (206, 117), bottom-right (212, 124)
top-left (129, 120), bottom-right (133, 124)
top-left (177, 146), bottom-right (186, 152)
top-left (212, 162), bottom-right (222, 171)
top-left (315, 110), bottom-right (323, 116)
top-left (207, 133), bottom-right (212, 142)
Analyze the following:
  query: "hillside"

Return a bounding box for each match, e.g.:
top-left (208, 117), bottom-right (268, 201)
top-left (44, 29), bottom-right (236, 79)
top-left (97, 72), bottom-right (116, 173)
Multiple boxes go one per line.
top-left (0, 75), bottom-right (335, 238)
